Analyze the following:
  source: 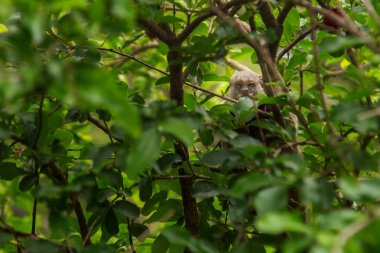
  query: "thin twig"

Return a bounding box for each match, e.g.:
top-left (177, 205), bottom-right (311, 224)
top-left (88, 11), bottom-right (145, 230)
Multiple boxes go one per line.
top-left (87, 114), bottom-right (124, 143)
top-left (103, 120), bottom-right (114, 144)
top-left (273, 141), bottom-right (322, 157)
top-left (127, 218), bottom-right (136, 253)
top-left (152, 174), bottom-right (210, 180)
top-left (276, 25), bottom-right (317, 63)
top-left (96, 47), bottom-right (238, 103)
top-left (48, 104), bottom-right (62, 116)
top-left (159, 6), bottom-right (201, 13)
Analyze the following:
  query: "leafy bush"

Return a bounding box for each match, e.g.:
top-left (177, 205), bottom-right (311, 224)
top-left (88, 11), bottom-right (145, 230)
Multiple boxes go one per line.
top-left (1, 0), bottom-right (380, 252)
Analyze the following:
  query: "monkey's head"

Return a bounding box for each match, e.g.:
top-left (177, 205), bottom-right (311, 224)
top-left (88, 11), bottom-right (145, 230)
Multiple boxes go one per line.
top-left (228, 70), bottom-right (264, 100)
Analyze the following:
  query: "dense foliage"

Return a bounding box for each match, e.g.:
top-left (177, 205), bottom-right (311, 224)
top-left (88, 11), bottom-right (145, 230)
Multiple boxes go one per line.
top-left (1, 0), bottom-right (380, 252)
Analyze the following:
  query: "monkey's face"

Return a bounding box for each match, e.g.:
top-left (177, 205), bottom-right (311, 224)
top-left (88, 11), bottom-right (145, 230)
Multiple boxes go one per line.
top-left (234, 80), bottom-right (258, 98)
top-left (228, 71), bottom-right (264, 100)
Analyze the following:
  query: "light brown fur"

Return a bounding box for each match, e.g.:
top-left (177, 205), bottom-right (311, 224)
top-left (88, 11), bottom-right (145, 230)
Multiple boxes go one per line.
top-left (228, 70), bottom-right (264, 100)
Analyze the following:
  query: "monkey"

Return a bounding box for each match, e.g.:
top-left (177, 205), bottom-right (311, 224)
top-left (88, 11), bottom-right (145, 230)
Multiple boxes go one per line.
top-left (227, 69), bottom-right (300, 154)
top-left (227, 70), bottom-right (303, 214)
top-left (227, 70), bottom-right (264, 101)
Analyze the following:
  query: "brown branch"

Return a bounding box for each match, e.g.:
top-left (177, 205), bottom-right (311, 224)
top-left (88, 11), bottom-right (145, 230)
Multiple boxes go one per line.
top-left (276, 25), bottom-right (317, 63)
top-left (138, 19), bottom-right (173, 45)
top-left (0, 225), bottom-right (75, 252)
top-left (48, 162), bottom-right (91, 245)
top-left (160, 6), bottom-right (201, 13)
top-left (0, 226), bottom-right (31, 238)
top-left (167, 43), bottom-right (200, 237)
top-left (277, 1), bottom-right (295, 24)
top-left (152, 174), bottom-right (210, 180)
top-left (315, 0), bottom-right (329, 9)
top-left (228, 4), bottom-right (242, 16)
top-left (257, 0), bottom-right (278, 31)
top-left (225, 57), bottom-right (255, 72)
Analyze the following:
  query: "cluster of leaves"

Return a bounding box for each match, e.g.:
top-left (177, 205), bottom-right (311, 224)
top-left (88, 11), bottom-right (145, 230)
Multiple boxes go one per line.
top-left (1, 0), bottom-right (380, 252)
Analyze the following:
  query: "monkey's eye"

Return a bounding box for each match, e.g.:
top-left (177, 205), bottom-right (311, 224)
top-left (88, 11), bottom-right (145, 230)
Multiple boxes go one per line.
top-left (248, 82), bottom-right (255, 86)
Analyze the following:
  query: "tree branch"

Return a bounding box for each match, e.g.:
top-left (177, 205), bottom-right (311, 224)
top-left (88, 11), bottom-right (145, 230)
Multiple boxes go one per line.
top-left (167, 43), bottom-right (200, 237)
top-left (278, 1), bottom-right (295, 24)
top-left (178, 0), bottom-right (256, 43)
top-left (48, 162), bottom-right (91, 245)
top-left (276, 25), bottom-right (316, 63)
top-left (257, 0), bottom-right (278, 31)
top-left (138, 19), bottom-right (173, 44)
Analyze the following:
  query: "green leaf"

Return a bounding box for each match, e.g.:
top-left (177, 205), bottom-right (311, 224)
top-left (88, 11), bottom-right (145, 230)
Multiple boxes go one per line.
top-left (130, 223), bottom-right (148, 238)
top-left (340, 178), bottom-right (380, 202)
top-left (320, 36), bottom-right (365, 54)
top-left (24, 239), bottom-right (58, 253)
top-left (54, 129), bottom-right (73, 148)
top-left (230, 240), bottom-right (266, 253)
top-left (96, 108), bottom-right (112, 121)
top-left (155, 76), bottom-right (170, 86)
top-left (196, 67), bottom-right (203, 85)
top-left (203, 74), bottom-right (229, 82)
top-left (144, 199), bottom-right (180, 223)
top-left (49, 211), bottom-right (71, 239)
top-left (201, 149), bottom-right (241, 167)
top-left (0, 24), bottom-right (8, 33)
top-left (231, 172), bottom-right (274, 197)
top-left (19, 174), bottom-right (38, 192)
top-left (283, 8), bottom-right (300, 41)
top-left (301, 178), bottom-right (335, 209)
top-left (73, 48), bottom-right (101, 62)
top-left (157, 153), bottom-right (182, 170)
top-left (113, 200), bottom-right (140, 219)
top-left (0, 163), bottom-right (24, 181)
top-left (139, 177), bottom-right (153, 202)
top-left (160, 118), bottom-right (194, 146)
top-left (126, 128), bottom-right (160, 180)
top-left (287, 50), bottom-right (308, 69)
top-left (192, 180), bottom-right (220, 199)
top-left (104, 208), bottom-right (119, 235)
top-left (256, 213), bottom-right (310, 234)
top-left (198, 128), bottom-right (214, 146)
top-left (254, 186), bottom-right (288, 215)
top-left (142, 191), bottom-right (168, 216)
top-left (152, 234), bottom-right (170, 253)
top-left (162, 226), bottom-right (191, 247)
top-left (162, 226), bottom-right (219, 253)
